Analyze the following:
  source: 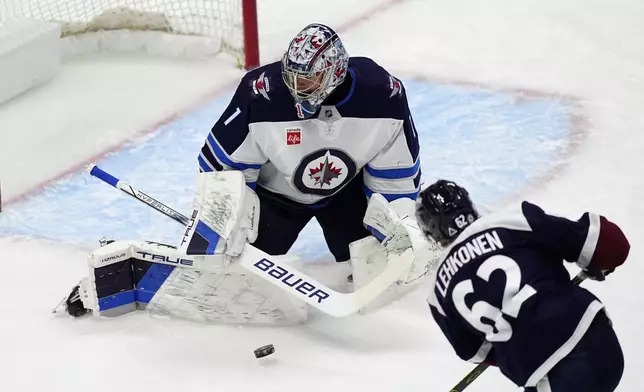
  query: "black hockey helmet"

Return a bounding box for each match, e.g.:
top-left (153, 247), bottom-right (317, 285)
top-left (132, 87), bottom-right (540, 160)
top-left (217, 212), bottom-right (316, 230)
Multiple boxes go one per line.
top-left (415, 180), bottom-right (479, 245)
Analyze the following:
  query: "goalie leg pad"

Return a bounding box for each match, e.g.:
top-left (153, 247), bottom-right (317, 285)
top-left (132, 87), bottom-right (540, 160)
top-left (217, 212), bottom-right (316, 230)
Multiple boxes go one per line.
top-left (349, 234), bottom-right (440, 314)
top-left (83, 241), bottom-right (176, 316)
top-left (83, 240), bottom-right (307, 325)
top-left (146, 261), bottom-right (307, 325)
top-left (353, 194), bottom-right (444, 313)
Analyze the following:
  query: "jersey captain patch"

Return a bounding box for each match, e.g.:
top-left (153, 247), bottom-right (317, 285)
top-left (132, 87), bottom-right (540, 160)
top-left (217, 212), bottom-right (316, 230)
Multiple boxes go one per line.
top-left (293, 149), bottom-right (357, 196)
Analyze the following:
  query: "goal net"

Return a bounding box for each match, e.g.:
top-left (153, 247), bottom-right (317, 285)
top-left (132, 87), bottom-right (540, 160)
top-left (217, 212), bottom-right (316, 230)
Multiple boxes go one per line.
top-left (0, 0), bottom-right (259, 69)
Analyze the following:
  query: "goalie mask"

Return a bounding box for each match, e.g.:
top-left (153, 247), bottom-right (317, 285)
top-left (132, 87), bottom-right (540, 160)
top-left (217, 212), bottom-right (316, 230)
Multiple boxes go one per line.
top-left (415, 180), bottom-right (479, 246)
top-left (281, 23), bottom-right (349, 119)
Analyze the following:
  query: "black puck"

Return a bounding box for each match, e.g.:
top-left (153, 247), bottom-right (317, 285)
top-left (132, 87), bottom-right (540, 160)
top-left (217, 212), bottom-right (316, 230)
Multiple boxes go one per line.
top-left (254, 344), bottom-right (275, 359)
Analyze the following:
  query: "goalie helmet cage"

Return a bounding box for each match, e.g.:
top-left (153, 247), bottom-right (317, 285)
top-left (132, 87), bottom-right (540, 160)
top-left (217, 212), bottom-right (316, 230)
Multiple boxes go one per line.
top-left (0, 0), bottom-right (260, 70)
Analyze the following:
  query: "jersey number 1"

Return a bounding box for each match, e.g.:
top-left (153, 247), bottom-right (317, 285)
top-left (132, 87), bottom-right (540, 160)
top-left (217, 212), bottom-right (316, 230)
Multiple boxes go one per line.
top-left (452, 255), bottom-right (536, 342)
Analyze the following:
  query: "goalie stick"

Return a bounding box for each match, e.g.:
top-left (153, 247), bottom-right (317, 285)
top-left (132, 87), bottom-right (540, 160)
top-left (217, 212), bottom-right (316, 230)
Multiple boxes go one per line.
top-left (447, 271), bottom-right (588, 392)
top-left (88, 164), bottom-right (416, 317)
top-left (88, 164), bottom-right (189, 225)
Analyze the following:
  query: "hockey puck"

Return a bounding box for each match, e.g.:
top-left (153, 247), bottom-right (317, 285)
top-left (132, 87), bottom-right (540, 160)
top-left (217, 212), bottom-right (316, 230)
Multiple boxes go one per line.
top-left (254, 344), bottom-right (275, 359)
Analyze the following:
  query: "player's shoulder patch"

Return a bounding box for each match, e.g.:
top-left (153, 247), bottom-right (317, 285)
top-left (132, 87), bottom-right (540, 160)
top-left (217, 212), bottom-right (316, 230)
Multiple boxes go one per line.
top-left (387, 74), bottom-right (403, 98)
top-left (348, 57), bottom-right (404, 100)
top-left (244, 61), bottom-right (282, 101)
top-left (251, 71), bottom-right (271, 100)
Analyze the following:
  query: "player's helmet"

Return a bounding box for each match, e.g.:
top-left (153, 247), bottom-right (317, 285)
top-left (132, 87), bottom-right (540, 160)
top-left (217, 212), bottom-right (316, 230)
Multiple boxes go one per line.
top-left (281, 23), bottom-right (349, 119)
top-left (415, 180), bottom-right (479, 246)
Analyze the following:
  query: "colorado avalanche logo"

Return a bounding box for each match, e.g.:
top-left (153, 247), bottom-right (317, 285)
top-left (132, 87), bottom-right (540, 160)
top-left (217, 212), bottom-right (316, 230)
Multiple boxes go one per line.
top-left (293, 149), bottom-right (357, 196)
top-left (251, 71), bottom-right (271, 100)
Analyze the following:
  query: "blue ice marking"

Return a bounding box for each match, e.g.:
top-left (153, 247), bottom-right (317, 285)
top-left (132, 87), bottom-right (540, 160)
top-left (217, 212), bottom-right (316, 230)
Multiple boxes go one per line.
top-left (0, 80), bottom-right (575, 262)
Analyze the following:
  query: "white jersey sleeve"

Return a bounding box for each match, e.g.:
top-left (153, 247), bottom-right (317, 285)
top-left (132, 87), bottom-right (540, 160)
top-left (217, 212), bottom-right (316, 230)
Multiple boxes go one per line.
top-left (363, 77), bottom-right (421, 202)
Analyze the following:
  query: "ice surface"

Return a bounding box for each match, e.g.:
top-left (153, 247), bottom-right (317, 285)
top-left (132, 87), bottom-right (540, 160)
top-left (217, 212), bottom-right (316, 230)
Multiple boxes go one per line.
top-left (0, 0), bottom-right (643, 391)
top-left (0, 79), bottom-right (575, 263)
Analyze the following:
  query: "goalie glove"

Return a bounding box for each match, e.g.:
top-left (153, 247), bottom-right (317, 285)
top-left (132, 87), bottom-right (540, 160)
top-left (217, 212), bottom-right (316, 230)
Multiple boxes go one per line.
top-left (357, 194), bottom-right (441, 292)
top-left (180, 171), bottom-right (259, 258)
top-left (363, 194), bottom-right (436, 258)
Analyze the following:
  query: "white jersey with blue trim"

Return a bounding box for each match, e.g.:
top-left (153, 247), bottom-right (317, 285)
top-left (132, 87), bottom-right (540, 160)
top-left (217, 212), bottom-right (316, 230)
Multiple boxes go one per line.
top-left (198, 57), bottom-right (421, 205)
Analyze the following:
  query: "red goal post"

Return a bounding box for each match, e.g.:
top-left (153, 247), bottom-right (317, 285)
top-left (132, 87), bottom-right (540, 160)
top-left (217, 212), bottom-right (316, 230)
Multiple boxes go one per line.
top-left (0, 0), bottom-right (261, 70)
top-left (241, 0), bottom-right (259, 70)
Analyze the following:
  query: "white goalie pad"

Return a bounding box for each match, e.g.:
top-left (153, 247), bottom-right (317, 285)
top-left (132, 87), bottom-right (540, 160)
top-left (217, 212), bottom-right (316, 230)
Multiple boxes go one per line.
top-left (350, 235), bottom-right (442, 313)
top-left (81, 240), bottom-right (307, 325)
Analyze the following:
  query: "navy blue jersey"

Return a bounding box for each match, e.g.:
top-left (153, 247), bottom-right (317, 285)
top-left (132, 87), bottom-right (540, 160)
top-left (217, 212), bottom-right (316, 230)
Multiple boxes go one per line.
top-left (198, 57), bottom-right (421, 205)
top-left (427, 201), bottom-right (608, 387)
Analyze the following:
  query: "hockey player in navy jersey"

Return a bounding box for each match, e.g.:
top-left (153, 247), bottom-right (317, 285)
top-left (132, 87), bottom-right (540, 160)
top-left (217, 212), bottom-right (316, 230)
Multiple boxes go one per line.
top-left (197, 23), bottom-right (421, 263)
top-left (415, 180), bottom-right (630, 392)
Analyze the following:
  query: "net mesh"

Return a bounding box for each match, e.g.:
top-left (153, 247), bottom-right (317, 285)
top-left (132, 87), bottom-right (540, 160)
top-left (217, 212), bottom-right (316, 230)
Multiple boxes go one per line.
top-left (0, 0), bottom-right (244, 59)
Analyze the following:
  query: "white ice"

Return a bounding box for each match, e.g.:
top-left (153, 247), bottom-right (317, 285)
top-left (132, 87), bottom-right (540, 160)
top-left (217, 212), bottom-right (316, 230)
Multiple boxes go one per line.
top-left (0, 0), bottom-right (643, 391)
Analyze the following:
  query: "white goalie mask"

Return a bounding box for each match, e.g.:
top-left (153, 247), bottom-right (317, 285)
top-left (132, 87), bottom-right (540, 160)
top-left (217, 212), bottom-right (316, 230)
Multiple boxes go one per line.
top-left (281, 23), bottom-right (350, 119)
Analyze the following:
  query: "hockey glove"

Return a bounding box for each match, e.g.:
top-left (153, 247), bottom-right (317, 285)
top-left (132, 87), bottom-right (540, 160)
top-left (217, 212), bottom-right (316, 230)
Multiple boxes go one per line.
top-left (576, 215), bottom-right (630, 282)
top-left (583, 267), bottom-right (616, 281)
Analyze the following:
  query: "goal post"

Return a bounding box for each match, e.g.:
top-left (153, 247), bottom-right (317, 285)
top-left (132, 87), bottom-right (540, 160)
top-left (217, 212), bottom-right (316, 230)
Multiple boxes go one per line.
top-left (241, 0), bottom-right (259, 71)
top-left (0, 0), bottom-right (260, 70)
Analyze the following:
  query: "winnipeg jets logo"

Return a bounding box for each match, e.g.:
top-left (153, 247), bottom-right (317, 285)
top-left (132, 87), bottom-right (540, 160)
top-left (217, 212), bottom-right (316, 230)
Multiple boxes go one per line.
top-left (293, 149), bottom-right (357, 196)
top-left (388, 75), bottom-right (402, 98)
top-left (309, 155), bottom-right (342, 187)
top-left (251, 72), bottom-right (271, 100)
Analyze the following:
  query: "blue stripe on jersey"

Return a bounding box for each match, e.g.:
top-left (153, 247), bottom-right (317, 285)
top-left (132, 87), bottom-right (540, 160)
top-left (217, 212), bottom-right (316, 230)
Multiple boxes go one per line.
top-left (200, 145), bottom-right (224, 171)
top-left (247, 182), bottom-right (257, 190)
top-left (207, 133), bottom-right (263, 171)
top-left (336, 68), bottom-right (357, 107)
top-left (365, 159), bottom-right (420, 179)
top-left (414, 168), bottom-right (421, 188)
top-left (363, 185), bottom-right (419, 201)
top-left (198, 154), bottom-right (214, 172)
